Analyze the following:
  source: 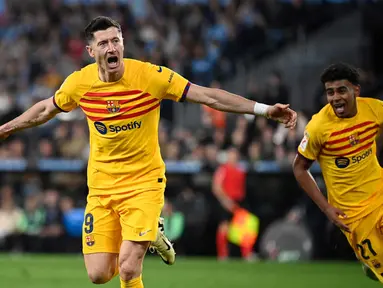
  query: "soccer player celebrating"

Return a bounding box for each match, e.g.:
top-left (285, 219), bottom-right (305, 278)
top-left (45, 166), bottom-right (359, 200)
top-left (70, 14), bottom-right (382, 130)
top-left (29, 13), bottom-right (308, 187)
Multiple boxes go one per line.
top-left (293, 63), bottom-right (383, 282)
top-left (0, 16), bottom-right (297, 288)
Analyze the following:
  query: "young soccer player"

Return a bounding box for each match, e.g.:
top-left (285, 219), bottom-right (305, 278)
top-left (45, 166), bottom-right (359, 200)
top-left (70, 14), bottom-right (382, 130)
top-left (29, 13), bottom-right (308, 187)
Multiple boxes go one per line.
top-left (0, 16), bottom-right (297, 288)
top-left (293, 63), bottom-right (383, 282)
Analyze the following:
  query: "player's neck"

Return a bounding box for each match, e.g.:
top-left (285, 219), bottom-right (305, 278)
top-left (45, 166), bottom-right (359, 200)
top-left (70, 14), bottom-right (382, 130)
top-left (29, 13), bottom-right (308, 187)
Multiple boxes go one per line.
top-left (349, 108), bottom-right (357, 118)
top-left (347, 104), bottom-right (358, 118)
top-left (98, 63), bottom-right (125, 82)
top-left (341, 106), bottom-right (358, 119)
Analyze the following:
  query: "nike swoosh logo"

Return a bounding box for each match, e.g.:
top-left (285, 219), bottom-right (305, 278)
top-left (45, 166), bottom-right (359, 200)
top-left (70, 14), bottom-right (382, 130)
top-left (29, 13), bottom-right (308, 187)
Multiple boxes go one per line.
top-left (164, 239), bottom-right (171, 251)
top-left (157, 66), bottom-right (162, 73)
top-left (139, 229), bottom-right (152, 236)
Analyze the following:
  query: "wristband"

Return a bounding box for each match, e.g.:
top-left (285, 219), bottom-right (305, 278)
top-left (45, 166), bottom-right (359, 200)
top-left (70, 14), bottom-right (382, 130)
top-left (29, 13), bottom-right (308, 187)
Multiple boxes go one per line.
top-left (253, 102), bottom-right (270, 117)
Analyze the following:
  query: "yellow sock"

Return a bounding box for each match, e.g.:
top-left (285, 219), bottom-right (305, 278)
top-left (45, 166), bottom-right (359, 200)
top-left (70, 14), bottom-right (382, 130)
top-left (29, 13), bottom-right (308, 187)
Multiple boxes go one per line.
top-left (120, 275), bottom-right (143, 288)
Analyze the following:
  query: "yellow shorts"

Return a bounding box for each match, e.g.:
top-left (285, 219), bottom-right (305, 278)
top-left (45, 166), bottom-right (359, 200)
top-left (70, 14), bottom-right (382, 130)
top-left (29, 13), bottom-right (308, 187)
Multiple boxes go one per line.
top-left (82, 188), bottom-right (164, 254)
top-left (345, 206), bottom-right (383, 282)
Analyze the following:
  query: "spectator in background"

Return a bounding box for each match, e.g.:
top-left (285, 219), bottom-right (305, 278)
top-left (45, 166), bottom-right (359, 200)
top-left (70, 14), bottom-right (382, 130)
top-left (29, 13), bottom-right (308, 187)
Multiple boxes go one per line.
top-left (60, 196), bottom-right (83, 253)
top-left (165, 140), bottom-right (182, 161)
top-left (212, 128), bottom-right (226, 151)
top-left (260, 126), bottom-right (275, 160)
top-left (161, 198), bottom-right (185, 244)
top-left (41, 189), bottom-right (64, 252)
top-left (191, 44), bottom-right (214, 86)
top-left (7, 137), bottom-right (26, 158)
top-left (0, 84), bottom-right (23, 125)
top-left (59, 122), bottom-right (88, 159)
top-left (60, 196), bottom-right (75, 214)
top-left (202, 80), bottom-right (227, 130)
top-left (203, 143), bottom-right (219, 172)
top-left (175, 186), bottom-right (208, 256)
top-left (274, 145), bottom-right (290, 168)
top-left (263, 71), bottom-right (290, 111)
top-left (37, 138), bottom-right (57, 158)
top-left (18, 193), bottom-right (46, 252)
top-left (0, 0), bottom-right (334, 163)
top-left (273, 111), bottom-right (308, 149)
top-left (248, 140), bottom-right (261, 164)
top-left (231, 116), bottom-right (248, 154)
top-left (0, 185), bottom-right (22, 251)
top-left (0, 0), bottom-right (369, 259)
top-left (212, 147), bottom-right (251, 261)
top-left (245, 115), bottom-right (267, 148)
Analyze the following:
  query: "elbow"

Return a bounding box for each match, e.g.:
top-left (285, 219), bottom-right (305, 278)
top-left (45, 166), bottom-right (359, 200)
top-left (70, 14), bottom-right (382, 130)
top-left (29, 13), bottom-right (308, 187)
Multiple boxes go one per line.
top-left (40, 106), bottom-right (54, 120)
top-left (293, 166), bottom-right (303, 179)
top-left (41, 98), bottom-right (59, 118)
top-left (292, 155), bottom-right (305, 177)
top-left (188, 84), bottom-right (219, 106)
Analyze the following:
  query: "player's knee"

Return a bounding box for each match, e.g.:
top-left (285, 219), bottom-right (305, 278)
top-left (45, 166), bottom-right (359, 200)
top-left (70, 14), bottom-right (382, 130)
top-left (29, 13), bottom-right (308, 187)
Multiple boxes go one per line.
top-left (87, 270), bottom-right (114, 285)
top-left (119, 258), bottom-right (142, 281)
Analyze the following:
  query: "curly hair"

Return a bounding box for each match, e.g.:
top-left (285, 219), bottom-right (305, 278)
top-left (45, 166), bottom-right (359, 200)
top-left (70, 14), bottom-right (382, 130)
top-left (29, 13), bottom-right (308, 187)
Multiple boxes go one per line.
top-left (320, 63), bottom-right (360, 86)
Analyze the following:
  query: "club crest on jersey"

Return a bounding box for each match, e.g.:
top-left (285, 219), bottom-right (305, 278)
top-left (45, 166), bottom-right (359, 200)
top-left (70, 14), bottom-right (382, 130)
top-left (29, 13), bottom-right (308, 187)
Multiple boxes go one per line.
top-left (348, 133), bottom-right (360, 146)
top-left (106, 100), bottom-right (120, 113)
top-left (86, 234), bottom-right (95, 247)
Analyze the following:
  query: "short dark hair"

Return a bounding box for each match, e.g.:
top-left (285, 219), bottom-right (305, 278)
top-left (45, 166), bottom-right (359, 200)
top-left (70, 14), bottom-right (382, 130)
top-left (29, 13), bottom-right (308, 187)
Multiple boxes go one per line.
top-left (84, 16), bottom-right (121, 43)
top-left (320, 63), bottom-right (360, 86)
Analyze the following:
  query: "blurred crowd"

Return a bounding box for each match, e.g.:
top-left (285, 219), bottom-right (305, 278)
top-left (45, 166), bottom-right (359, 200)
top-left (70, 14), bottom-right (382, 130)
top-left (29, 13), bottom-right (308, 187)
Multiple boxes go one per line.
top-left (0, 72), bottom-right (309, 166)
top-left (0, 0), bottom-right (347, 162)
top-left (0, 0), bottom-right (372, 257)
top-left (0, 184), bottom-right (80, 253)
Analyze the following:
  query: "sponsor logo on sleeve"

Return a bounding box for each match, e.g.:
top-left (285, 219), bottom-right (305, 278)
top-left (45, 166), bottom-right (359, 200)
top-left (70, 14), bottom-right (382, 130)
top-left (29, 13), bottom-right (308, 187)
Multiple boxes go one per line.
top-left (299, 132), bottom-right (309, 152)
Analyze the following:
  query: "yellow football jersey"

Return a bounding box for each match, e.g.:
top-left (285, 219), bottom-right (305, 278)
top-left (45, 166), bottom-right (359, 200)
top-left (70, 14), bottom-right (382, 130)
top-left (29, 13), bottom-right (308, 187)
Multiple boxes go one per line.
top-left (53, 59), bottom-right (190, 195)
top-left (298, 97), bottom-right (383, 224)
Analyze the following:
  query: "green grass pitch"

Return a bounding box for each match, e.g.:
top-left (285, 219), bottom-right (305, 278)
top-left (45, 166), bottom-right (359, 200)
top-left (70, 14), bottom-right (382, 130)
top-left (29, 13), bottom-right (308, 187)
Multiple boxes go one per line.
top-left (0, 254), bottom-right (381, 288)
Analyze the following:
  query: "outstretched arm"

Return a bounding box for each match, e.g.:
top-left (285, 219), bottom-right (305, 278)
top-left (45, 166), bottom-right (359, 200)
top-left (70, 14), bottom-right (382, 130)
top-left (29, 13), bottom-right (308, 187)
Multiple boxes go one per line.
top-left (185, 84), bottom-right (297, 128)
top-left (0, 97), bottom-right (60, 140)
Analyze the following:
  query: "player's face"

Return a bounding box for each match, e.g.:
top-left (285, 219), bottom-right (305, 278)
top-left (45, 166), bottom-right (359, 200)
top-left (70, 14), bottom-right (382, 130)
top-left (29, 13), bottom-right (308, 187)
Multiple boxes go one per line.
top-left (86, 27), bottom-right (124, 74)
top-left (325, 80), bottom-right (360, 118)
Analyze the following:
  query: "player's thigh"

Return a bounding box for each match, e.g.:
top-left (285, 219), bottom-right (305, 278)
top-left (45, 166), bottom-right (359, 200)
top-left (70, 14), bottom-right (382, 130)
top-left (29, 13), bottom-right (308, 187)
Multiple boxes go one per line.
top-left (82, 195), bottom-right (122, 255)
top-left (84, 252), bottom-right (119, 284)
top-left (117, 189), bottom-right (164, 242)
top-left (119, 240), bottom-right (150, 279)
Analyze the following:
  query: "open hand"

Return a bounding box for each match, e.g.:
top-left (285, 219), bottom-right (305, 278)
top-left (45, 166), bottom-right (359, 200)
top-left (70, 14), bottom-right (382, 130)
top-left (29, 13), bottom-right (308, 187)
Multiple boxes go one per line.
top-left (324, 205), bottom-right (350, 233)
top-left (266, 103), bottom-right (297, 129)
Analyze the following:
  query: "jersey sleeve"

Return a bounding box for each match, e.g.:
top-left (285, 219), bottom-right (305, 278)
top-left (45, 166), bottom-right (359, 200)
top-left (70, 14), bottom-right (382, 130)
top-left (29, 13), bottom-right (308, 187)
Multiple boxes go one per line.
top-left (298, 118), bottom-right (323, 161)
top-left (370, 98), bottom-right (383, 126)
top-left (145, 63), bottom-right (190, 102)
top-left (53, 72), bottom-right (79, 112)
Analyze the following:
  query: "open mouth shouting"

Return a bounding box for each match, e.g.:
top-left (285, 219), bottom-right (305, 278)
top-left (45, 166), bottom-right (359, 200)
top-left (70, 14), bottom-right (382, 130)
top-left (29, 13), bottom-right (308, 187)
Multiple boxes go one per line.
top-left (333, 102), bottom-right (346, 116)
top-left (107, 55), bottom-right (119, 69)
